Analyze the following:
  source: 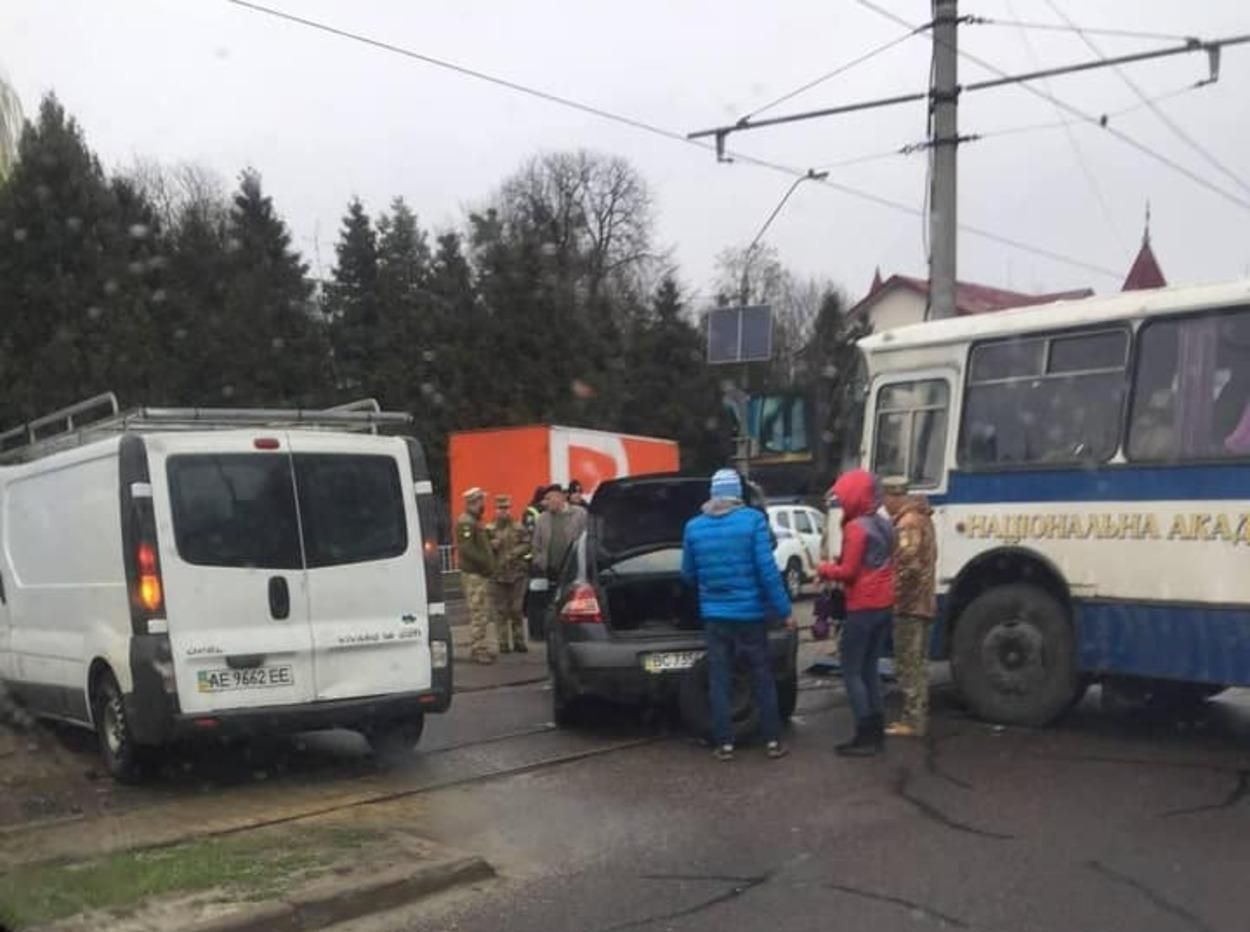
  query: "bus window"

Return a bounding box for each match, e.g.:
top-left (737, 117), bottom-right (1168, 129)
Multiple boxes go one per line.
top-left (960, 329), bottom-right (1127, 468)
top-left (1128, 306), bottom-right (1250, 461)
top-left (871, 379), bottom-right (949, 488)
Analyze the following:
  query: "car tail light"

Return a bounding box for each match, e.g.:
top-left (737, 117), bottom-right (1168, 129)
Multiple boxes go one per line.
top-left (253, 437), bottom-right (280, 450)
top-left (561, 583), bottom-right (602, 624)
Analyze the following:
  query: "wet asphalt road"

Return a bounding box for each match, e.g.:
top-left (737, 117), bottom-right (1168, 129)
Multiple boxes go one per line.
top-left (25, 646), bottom-right (1250, 932)
top-left (334, 677), bottom-right (1250, 932)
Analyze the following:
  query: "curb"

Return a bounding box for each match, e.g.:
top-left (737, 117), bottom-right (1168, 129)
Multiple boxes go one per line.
top-left (185, 855), bottom-right (495, 932)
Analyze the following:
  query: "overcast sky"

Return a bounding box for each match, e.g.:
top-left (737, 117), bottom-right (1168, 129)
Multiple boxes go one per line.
top-left (3, 1), bottom-right (1248, 305)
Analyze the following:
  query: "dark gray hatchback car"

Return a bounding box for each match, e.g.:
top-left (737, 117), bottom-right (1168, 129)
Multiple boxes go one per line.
top-left (545, 474), bottom-right (798, 740)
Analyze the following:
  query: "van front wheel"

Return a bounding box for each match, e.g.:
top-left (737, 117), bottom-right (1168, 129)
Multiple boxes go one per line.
top-left (93, 672), bottom-right (145, 783)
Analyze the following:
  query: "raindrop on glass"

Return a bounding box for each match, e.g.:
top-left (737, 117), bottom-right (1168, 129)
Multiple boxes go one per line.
top-left (128, 261), bottom-right (145, 276)
top-left (128, 223), bottom-right (150, 240)
top-left (66, 217), bottom-right (83, 233)
top-left (174, 327), bottom-right (187, 341)
top-left (271, 337), bottom-right (285, 350)
top-left (103, 279), bottom-right (119, 296)
top-left (86, 306), bottom-right (103, 321)
top-left (152, 289), bottom-right (167, 304)
top-left (421, 349), bottom-right (436, 363)
top-left (12, 228), bottom-right (27, 243)
top-left (221, 385), bottom-right (236, 399)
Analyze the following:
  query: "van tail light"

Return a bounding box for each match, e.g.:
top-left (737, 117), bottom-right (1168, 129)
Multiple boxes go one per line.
top-left (135, 539), bottom-right (165, 616)
top-left (561, 583), bottom-right (602, 624)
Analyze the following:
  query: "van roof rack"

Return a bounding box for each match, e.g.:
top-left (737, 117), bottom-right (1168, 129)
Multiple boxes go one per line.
top-left (0, 393), bottom-right (414, 465)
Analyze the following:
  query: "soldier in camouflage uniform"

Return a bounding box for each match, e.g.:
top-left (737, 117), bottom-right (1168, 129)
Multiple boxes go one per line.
top-left (457, 487), bottom-right (497, 665)
top-left (882, 476), bottom-right (938, 737)
top-left (489, 494), bottom-right (531, 654)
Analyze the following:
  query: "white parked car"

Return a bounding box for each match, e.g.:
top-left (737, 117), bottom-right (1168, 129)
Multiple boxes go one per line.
top-left (767, 504), bottom-right (834, 599)
top-left (0, 394), bottom-right (452, 781)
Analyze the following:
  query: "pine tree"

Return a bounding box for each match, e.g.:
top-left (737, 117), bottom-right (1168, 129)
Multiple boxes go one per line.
top-left (0, 95), bottom-right (165, 423)
top-left (215, 170), bottom-right (330, 405)
top-left (622, 277), bottom-right (731, 470)
top-left (326, 197), bottom-right (379, 395)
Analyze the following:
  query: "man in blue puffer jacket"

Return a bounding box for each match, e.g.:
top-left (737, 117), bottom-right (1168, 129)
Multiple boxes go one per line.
top-left (682, 469), bottom-right (795, 761)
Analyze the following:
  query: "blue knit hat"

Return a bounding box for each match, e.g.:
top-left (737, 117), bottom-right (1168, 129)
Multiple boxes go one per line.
top-left (710, 468), bottom-right (743, 501)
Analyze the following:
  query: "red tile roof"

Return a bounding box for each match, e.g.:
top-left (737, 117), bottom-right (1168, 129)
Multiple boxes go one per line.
top-left (851, 273), bottom-right (1094, 320)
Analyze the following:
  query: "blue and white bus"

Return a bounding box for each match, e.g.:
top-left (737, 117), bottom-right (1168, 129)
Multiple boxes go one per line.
top-left (847, 280), bottom-right (1250, 725)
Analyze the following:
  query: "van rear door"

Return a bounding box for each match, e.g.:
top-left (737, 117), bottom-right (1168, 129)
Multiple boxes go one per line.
top-left (150, 433), bottom-right (315, 714)
top-left (286, 434), bottom-right (431, 701)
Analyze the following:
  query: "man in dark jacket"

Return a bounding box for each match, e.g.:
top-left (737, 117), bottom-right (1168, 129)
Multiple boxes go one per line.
top-left (818, 469), bottom-right (895, 756)
top-left (682, 469), bottom-right (794, 762)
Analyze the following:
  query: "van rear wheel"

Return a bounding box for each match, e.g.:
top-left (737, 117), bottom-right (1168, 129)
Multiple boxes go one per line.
top-left (366, 716), bottom-right (425, 764)
top-left (951, 583), bottom-right (1077, 727)
top-left (93, 672), bottom-right (146, 784)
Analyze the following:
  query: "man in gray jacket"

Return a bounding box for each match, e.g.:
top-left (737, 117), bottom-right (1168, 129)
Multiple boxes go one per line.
top-left (528, 484), bottom-right (588, 638)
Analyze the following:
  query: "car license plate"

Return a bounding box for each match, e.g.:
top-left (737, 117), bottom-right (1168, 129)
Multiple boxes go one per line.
top-left (196, 665), bottom-right (294, 693)
top-left (642, 651), bottom-right (705, 674)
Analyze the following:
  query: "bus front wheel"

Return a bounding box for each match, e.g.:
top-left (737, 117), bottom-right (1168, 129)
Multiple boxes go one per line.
top-left (951, 583), bottom-right (1078, 728)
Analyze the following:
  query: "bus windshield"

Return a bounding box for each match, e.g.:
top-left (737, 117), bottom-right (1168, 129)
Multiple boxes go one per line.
top-left (838, 347), bottom-right (868, 473)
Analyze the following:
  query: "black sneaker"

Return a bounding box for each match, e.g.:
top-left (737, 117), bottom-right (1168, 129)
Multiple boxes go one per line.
top-left (713, 744), bottom-right (735, 762)
top-left (766, 741), bottom-right (789, 760)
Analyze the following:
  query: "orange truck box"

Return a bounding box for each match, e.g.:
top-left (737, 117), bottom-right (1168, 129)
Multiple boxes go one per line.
top-left (449, 425), bottom-right (679, 523)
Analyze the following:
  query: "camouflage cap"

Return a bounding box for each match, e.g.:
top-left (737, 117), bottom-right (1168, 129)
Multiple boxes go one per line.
top-left (495, 494), bottom-right (512, 507)
top-left (881, 475), bottom-right (910, 495)
top-left (463, 486), bottom-right (486, 501)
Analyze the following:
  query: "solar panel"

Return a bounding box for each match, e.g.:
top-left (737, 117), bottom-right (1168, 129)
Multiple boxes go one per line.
top-left (706, 305), bottom-right (773, 364)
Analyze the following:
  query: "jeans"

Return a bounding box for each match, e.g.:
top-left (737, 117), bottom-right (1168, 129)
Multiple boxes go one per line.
top-left (705, 621), bottom-right (782, 746)
top-left (840, 609), bottom-right (892, 722)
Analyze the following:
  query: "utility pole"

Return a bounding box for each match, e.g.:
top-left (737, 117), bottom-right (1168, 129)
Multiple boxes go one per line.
top-left (928, 0), bottom-right (959, 321)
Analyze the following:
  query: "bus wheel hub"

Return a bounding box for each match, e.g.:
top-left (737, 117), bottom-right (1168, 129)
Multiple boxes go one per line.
top-left (982, 621), bottom-right (1045, 693)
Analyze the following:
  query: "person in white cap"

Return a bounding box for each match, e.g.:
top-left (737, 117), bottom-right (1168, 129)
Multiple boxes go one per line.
top-left (457, 487), bottom-right (497, 664)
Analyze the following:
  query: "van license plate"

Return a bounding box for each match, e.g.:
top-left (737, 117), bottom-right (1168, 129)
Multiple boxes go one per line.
top-left (642, 651), bottom-right (704, 674)
top-left (197, 665), bottom-right (294, 693)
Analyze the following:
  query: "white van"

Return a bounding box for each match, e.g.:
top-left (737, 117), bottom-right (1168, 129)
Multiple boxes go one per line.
top-left (0, 395), bottom-right (453, 781)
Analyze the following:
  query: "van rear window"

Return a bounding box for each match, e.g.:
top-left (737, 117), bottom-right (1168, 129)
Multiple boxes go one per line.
top-left (167, 453), bottom-right (408, 570)
top-left (167, 455), bottom-right (302, 569)
top-left (294, 454), bottom-right (407, 567)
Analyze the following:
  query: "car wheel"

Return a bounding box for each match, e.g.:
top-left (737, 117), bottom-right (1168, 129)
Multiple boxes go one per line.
top-left (366, 716), bottom-right (425, 764)
top-left (951, 583), bottom-right (1078, 727)
top-left (784, 559), bottom-right (803, 600)
top-left (679, 658), bottom-right (760, 743)
top-left (777, 674), bottom-right (798, 724)
top-left (93, 671), bottom-right (146, 784)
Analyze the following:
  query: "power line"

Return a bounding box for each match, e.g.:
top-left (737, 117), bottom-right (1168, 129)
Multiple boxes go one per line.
top-left (968, 17), bottom-right (1196, 45)
top-left (1006, 0), bottom-right (1122, 249)
top-left (1044, 0), bottom-right (1250, 198)
top-left (223, 0), bottom-right (1122, 279)
top-left (742, 27), bottom-right (929, 122)
top-left (854, 0), bottom-right (1250, 212)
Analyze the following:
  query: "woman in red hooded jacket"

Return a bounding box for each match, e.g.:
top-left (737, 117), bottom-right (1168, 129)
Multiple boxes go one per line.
top-left (818, 469), bottom-right (895, 755)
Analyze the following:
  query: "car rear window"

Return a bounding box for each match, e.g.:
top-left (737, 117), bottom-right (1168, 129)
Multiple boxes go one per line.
top-left (167, 454), bottom-right (302, 569)
top-left (294, 454), bottom-right (407, 567)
